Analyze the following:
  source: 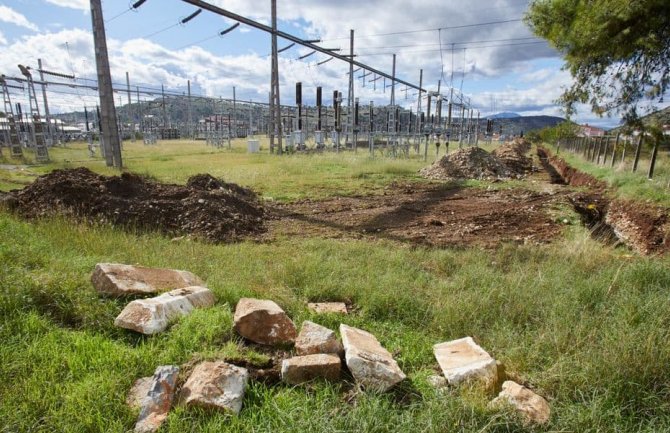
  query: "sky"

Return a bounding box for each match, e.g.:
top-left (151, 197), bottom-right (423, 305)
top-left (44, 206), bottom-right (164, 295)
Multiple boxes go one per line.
top-left (0, 0), bottom-right (660, 128)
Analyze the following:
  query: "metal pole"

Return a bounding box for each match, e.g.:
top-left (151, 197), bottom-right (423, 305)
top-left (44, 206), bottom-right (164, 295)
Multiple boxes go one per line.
top-left (187, 79), bottom-right (193, 139)
top-left (37, 59), bottom-right (53, 146)
top-left (90, 0), bottom-right (122, 168)
top-left (233, 86), bottom-right (237, 139)
top-left (126, 71), bottom-right (134, 141)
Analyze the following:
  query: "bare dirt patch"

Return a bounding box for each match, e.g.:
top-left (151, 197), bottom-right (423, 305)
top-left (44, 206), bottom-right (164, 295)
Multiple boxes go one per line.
top-left (264, 181), bottom-right (568, 248)
top-left (2, 168), bottom-right (266, 242)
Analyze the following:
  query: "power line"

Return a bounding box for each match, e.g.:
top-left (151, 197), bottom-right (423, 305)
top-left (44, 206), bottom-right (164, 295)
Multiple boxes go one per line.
top-left (357, 41), bottom-right (547, 57)
top-left (321, 18), bottom-right (523, 41)
top-left (357, 36), bottom-right (539, 51)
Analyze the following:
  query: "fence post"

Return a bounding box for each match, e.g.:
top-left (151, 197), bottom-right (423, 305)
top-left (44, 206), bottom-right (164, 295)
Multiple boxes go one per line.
top-left (602, 135), bottom-right (610, 164)
top-left (632, 134), bottom-right (643, 172)
top-left (610, 133), bottom-right (619, 167)
top-left (647, 136), bottom-right (659, 179)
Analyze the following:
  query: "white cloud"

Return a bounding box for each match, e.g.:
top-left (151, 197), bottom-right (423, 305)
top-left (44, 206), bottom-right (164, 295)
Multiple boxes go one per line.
top-left (0, 5), bottom-right (39, 31)
top-left (0, 31), bottom-right (7, 45)
top-left (44, 0), bottom-right (88, 11)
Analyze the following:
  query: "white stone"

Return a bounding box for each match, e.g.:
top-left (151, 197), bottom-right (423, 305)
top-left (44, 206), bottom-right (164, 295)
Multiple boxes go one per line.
top-left (91, 263), bottom-right (203, 296)
top-left (180, 361), bottom-right (248, 414)
top-left (295, 321), bottom-right (343, 356)
top-left (427, 374), bottom-right (448, 389)
top-left (307, 302), bottom-right (348, 314)
top-left (281, 354), bottom-right (341, 384)
top-left (115, 286), bottom-right (215, 335)
top-left (233, 298), bottom-right (297, 345)
top-left (340, 324), bottom-right (406, 392)
top-left (490, 380), bottom-right (551, 425)
top-left (433, 337), bottom-right (497, 387)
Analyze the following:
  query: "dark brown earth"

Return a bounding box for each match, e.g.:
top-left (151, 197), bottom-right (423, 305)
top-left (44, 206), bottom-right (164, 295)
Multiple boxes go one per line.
top-left (263, 179), bottom-right (568, 249)
top-left (2, 168), bottom-right (266, 242)
top-left (538, 146), bottom-right (670, 255)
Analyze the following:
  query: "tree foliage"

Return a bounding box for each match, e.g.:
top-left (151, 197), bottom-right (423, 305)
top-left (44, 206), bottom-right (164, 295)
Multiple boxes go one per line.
top-left (525, 0), bottom-right (670, 125)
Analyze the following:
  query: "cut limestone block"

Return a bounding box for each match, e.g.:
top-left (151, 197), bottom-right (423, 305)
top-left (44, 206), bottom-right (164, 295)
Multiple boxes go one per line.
top-left (91, 263), bottom-right (203, 296)
top-left (295, 321), bottom-right (343, 356)
top-left (281, 354), bottom-right (341, 385)
top-left (307, 302), bottom-right (348, 314)
top-left (133, 365), bottom-right (179, 433)
top-left (490, 380), bottom-right (551, 425)
top-left (433, 337), bottom-right (497, 387)
top-left (180, 361), bottom-right (248, 414)
top-left (233, 298), bottom-right (297, 345)
top-left (115, 286), bottom-right (215, 335)
top-left (340, 324), bottom-right (406, 392)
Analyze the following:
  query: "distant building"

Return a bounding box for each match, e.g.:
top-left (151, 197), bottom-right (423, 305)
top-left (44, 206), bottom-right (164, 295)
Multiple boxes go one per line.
top-left (578, 124), bottom-right (606, 137)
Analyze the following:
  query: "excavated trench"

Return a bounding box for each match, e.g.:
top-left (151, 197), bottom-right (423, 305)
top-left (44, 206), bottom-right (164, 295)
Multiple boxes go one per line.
top-left (537, 147), bottom-right (669, 255)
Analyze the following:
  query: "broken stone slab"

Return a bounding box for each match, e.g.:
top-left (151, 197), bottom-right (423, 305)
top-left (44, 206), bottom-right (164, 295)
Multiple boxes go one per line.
top-left (281, 354), bottom-right (341, 385)
top-left (307, 302), bottom-right (348, 314)
top-left (127, 377), bottom-right (153, 409)
top-left (340, 324), bottom-right (406, 392)
top-left (490, 380), bottom-right (551, 425)
top-left (180, 361), bottom-right (248, 414)
top-left (133, 365), bottom-right (179, 433)
top-left (115, 286), bottom-right (215, 335)
top-left (233, 298), bottom-right (297, 345)
top-left (91, 263), bottom-right (203, 296)
top-left (433, 337), bottom-right (497, 388)
top-left (295, 321), bottom-right (343, 356)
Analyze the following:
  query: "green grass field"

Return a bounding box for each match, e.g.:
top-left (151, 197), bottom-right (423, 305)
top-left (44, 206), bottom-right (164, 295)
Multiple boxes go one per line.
top-left (1, 138), bottom-right (669, 432)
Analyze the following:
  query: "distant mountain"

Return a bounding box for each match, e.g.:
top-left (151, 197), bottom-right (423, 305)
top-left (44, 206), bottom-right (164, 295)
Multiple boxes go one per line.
top-left (487, 112), bottom-right (522, 119)
top-left (481, 115), bottom-right (566, 134)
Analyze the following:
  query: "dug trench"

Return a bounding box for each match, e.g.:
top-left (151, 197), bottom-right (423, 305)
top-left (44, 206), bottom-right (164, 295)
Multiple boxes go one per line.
top-left (537, 146), bottom-right (669, 255)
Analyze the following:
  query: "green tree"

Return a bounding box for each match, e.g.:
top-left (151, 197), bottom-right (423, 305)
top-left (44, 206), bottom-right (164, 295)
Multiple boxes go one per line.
top-left (525, 0), bottom-right (670, 125)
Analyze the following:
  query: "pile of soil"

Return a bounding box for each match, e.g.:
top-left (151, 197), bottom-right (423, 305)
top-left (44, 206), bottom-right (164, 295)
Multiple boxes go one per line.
top-left (605, 199), bottom-right (670, 255)
top-left (491, 139), bottom-right (533, 176)
top-left (2, 168), bottom-right (266, 242)
top-left (420, 147), bottom-right (512, 181)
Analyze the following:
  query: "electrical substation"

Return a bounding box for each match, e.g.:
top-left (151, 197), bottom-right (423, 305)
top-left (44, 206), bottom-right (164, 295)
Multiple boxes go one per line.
top-left (0, 0), bottom-right (511, 168)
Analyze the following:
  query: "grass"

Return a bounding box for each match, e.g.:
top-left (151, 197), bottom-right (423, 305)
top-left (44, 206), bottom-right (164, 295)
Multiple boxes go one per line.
top-left (0, 138), bottom-right (428, 201)
top-left (1, 138), bottom-right (670, 432)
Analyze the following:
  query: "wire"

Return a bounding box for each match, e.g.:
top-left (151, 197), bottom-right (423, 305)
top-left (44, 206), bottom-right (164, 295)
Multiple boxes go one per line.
top-left (322, 18), bottom-right (523, 41)
top-left (356, 41), bottom-right (547, 57)
top-left (357, 36), bottom-right (539, 50)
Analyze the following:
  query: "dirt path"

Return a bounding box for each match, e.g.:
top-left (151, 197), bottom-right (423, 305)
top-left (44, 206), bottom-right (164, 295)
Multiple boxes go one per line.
top-left (263, 159), bottom-right (571, 248)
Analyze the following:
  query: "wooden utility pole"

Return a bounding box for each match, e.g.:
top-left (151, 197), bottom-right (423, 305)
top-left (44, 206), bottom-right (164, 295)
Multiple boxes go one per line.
top-left (90, 0), bottom-right (122, 168)
top-left (270, 0), bottom-right (282, 154)
top-left (347, 29), bottom-right (354, 149)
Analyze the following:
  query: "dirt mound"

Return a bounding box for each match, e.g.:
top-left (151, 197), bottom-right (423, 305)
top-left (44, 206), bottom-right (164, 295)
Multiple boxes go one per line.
top-left (4, 167), bottom-right (266, 242)
top-left (491, 141), bottom-right (533, 176)
top-left (606, 199), bottom-right (670, 255)
top-left (420, 147), bottom-right (512, 180)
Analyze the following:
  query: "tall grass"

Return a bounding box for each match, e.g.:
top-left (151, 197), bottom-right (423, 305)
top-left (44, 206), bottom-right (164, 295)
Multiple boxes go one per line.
top-left (1, 213), bottom-right (669, 432)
